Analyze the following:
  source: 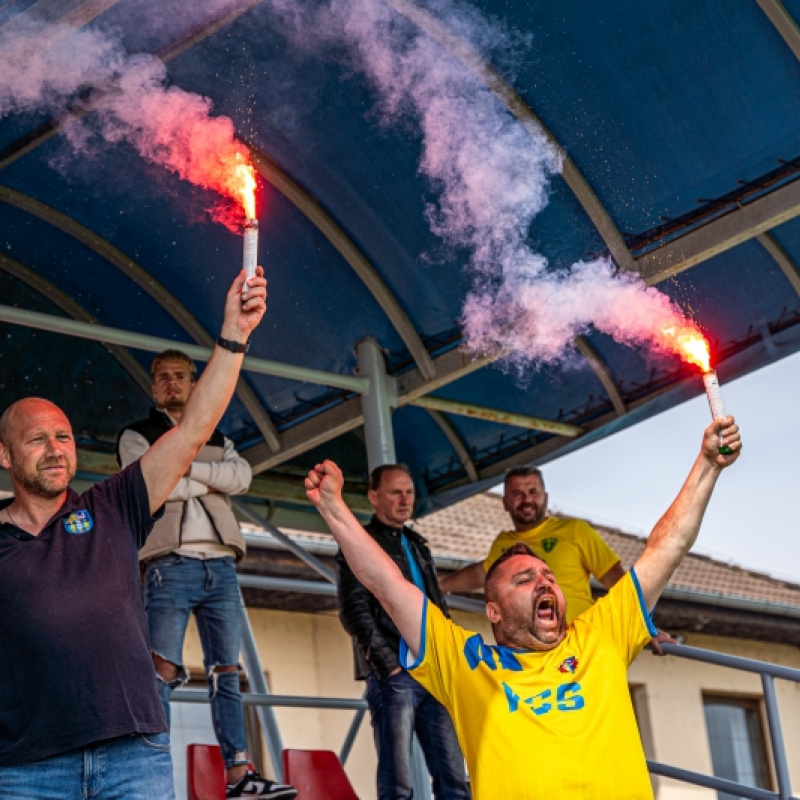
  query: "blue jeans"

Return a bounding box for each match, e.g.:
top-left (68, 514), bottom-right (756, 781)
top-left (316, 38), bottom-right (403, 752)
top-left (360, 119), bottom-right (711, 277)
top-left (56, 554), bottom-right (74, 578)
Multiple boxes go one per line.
top-left (365, 670), bottom-right (470, 800)
top-left (0, 733), bottom-right (174, 799)
top-left (144, 555), bottom-right (248, 771)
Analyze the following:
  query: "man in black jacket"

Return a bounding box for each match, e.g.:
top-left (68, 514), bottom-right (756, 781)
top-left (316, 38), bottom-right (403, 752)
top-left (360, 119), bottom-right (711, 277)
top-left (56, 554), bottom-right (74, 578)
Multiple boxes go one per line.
top-left (336, 464), bottom-right (470, 800)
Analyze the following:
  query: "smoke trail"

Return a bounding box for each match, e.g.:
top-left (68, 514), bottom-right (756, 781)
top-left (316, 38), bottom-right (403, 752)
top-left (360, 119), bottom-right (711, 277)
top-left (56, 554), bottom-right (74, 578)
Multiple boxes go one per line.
top-left (1, 0), bottom-right (707, 371)
top-left (264, 0), bottom-right (704, 370)
top-left (0, 18), bottom-right (253, 231)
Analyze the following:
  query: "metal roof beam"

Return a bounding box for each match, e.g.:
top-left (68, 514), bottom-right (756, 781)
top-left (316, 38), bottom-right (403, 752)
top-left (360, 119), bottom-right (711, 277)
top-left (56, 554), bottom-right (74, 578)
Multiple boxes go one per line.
top-left (243, 348), bottom-right (496, 473)
top-left (250, 147), bottom-right (436, 381)
top-left (0, 0), bottom-right (262, 171)
top-left (383, 0), bottom-right (636, 273)
top-left (754, 0), bottom-right (800, 63)
top-left (0, 23), bottom-right (438, 385)
top-left (0, 252), bottom-right (152, 396)
top-left (410, 395), bottom-right (582, 437)
top-left (573, 335), bottom-right (627, 417)
top-left (424, 409), bottom-right (478, 483)
top-left (0, 186), bottom-right (282, 451)
top-left (0, 303), bottom-right (368, 393)
top-left (246, 396), bottom-right (365, 474)
top-left (756, 232), bottom-right (800, 300)
top-left (635, 177), bottom-right (800, 285)
top-left (0, 0), bottom-right (121, 38)
top-left (75, 447), bottom-right (372, 513)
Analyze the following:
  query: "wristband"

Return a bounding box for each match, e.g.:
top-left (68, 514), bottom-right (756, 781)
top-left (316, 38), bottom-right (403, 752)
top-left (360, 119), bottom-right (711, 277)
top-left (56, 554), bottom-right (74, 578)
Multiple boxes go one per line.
top-left (216, 336), bottom-right (249, 354)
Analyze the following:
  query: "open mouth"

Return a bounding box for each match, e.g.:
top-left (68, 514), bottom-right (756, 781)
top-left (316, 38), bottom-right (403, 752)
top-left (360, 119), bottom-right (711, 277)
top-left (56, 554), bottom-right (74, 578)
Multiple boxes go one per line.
top-left (535, 595), bottom-right (557, 623)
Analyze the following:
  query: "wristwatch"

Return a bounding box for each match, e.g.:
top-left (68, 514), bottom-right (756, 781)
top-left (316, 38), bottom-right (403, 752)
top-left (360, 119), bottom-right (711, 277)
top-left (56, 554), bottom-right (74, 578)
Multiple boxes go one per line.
top-left (216, 336), bottom-right (250, 354)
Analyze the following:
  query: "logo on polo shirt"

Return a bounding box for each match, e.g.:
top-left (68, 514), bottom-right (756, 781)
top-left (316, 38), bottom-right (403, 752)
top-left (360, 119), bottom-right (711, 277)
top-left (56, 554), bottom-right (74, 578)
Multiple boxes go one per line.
top-left (541, 537), bottom-right (558, 553)
top-left (63, 510), bottom-right (94, 535)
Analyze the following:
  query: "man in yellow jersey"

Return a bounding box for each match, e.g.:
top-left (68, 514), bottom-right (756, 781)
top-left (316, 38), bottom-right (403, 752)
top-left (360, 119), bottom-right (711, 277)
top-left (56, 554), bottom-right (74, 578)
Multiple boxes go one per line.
top-left (303, 418), bottom-right (741, 799)
top-left (439, 466), bottom-right (673, 652)
top-left (440, 465), bottom-right (623, 619)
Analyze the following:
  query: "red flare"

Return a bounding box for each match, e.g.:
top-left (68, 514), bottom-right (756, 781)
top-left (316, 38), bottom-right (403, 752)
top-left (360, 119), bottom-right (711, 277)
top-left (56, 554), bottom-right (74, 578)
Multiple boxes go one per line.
top-left (660, 324), bottom-right (711, 372)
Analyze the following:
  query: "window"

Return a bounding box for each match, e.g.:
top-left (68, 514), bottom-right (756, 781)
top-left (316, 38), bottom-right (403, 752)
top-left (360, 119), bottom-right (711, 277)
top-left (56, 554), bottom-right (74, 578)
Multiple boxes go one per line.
top-left (703, 695), bottom-right (771, 800)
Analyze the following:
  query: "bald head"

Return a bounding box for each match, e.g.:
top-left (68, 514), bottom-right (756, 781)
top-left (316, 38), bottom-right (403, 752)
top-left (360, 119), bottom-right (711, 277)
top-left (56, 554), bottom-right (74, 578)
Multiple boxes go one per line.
top-left (0, 398), bottom-right (76, 500)
top-left (0, 398), bottom-right (67, 445)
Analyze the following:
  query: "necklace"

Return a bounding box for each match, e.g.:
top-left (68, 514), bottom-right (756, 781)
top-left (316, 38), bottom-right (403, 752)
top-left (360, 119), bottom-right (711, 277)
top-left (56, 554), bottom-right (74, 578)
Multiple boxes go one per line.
top-left (5, 505), bottom-right (18, 528)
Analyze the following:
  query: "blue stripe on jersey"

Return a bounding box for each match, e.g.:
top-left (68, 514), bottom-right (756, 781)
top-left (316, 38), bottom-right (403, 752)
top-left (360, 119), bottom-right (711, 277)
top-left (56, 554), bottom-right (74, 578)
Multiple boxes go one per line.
top-left (400, 596), bottom-right (428, 670)
top-left (630, 568), bottom-right (658, 636)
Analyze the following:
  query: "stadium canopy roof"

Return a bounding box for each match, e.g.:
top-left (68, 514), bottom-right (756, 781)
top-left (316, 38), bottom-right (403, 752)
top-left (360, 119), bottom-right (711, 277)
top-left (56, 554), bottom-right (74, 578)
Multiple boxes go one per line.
top-left (2, 0), bottom-right (800, 526)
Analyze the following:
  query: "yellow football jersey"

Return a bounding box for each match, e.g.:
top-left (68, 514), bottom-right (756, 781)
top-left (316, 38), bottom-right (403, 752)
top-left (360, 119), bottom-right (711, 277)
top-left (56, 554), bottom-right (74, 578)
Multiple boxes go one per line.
top-left (483, 517), bottom-right (620, 621)
top-left (402, 571), bottom-right (656, 800)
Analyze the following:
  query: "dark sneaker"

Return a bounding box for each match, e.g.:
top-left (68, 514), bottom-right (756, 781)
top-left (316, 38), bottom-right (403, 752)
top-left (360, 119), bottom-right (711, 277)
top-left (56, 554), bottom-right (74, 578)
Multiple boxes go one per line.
top-left (225, 770), bottom-right (298, 800)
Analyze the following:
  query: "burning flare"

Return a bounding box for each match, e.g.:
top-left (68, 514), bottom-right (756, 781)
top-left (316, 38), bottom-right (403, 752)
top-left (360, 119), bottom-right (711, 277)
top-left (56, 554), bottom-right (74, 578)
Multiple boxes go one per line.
top-left (659, 325), bottom-right (711, 373)
top-left (234, 152), bottom-right (258, 221)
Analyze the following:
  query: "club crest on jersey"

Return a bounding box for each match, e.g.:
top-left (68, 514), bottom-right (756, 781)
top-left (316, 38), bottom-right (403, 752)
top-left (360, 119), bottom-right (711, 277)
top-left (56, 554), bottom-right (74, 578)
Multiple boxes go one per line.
top-left (557, 656), bottom-right (578, 674)
top-left (63, 510), bottom-right (94, 535)
top-left (542, 537), bottom-right (558, 553)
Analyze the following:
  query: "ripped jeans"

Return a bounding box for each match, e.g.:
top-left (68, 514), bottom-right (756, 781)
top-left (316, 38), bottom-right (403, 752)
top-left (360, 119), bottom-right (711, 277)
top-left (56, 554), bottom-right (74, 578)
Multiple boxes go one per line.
top-left (144, 555), bottom-right (249, 771)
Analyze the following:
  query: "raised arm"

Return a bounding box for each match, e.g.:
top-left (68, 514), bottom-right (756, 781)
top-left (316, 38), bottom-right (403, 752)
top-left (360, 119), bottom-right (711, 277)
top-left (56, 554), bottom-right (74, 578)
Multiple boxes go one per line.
top-left (635, 417), bottom-right (741, 609)
top-left (140, 268), bottom-right (266, 513)
top-left (305, 460), bottom-right (425, 655)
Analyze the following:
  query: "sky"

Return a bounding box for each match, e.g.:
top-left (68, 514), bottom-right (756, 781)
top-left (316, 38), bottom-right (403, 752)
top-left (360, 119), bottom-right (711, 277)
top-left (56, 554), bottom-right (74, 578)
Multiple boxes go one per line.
top-left (538, 349), bottom-right (800, 585)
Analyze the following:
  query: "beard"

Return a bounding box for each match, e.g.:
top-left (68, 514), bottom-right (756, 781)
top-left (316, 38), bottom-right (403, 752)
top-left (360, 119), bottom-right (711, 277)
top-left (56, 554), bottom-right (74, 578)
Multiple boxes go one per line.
top-left (11, 457), bottom-right (75, 499)
top-left (510, 504), bottom-right (546, 529)
top-left (495, 597), bottom-right (567, 651)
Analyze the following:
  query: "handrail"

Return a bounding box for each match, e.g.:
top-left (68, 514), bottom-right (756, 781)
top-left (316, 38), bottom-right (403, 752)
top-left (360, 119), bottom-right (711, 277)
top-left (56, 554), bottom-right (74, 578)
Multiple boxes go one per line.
top-left (647, 642), bottom-right (799, 800)
top-left (647, 761), bottom-right (783, 800)
top-left (656, 641), bottom-right (800, 681)
top-left (172, 686), bottom-right (370, 766)
top-left (172, 688), bottom-right (367, 711)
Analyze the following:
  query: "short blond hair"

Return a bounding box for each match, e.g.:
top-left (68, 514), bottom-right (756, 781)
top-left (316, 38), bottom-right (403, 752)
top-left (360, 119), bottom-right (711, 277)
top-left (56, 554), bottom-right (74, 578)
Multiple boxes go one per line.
top-left (150, 350), bottom-right (197, 381)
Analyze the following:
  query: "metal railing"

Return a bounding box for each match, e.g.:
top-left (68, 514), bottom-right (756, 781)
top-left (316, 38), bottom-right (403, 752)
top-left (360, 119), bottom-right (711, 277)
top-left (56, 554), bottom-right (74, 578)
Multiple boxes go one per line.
top-left (206, 517), bottom-right (800, 798)
top-left (647, 642), bottom-right (800, 800)
top-left (173, 639), bottom-right (800, 799)
top-left (171, 687), bottom-right (368, 766)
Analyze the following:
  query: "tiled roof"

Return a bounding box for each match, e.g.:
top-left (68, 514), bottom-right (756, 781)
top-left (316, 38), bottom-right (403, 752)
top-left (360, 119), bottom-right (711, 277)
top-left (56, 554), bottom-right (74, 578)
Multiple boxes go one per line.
top-left (411, 492), bottom-right (800, 610)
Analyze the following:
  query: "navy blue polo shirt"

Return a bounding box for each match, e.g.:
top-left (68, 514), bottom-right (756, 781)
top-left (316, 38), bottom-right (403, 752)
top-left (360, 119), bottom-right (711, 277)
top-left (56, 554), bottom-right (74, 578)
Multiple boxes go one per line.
top-left (0, 460), bottom-right (166, 766)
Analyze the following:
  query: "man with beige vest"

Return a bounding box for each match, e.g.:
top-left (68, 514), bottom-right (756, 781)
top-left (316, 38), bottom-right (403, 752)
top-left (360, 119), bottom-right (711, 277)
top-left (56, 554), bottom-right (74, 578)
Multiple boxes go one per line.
top-left (117, 349), bottom-right (296, 800)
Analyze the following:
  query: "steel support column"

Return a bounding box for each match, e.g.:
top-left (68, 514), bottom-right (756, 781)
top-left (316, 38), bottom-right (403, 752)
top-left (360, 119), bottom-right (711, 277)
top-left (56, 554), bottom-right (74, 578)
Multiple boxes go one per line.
top-left (761, 674), bottom-right (792, 800)
top-left (339, 707), bottom-right (367, 766)
top-left (355, 339), bottom-right (431, 800)
top-left (356, 338), bottom-right (397, 471)
top-left (238, 588), bottom-right (285, 782)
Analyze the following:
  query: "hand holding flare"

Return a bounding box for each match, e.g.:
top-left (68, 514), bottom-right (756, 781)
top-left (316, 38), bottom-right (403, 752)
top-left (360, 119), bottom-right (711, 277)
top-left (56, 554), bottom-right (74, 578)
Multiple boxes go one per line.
top-left (661, 325), bottom-right (732, 455)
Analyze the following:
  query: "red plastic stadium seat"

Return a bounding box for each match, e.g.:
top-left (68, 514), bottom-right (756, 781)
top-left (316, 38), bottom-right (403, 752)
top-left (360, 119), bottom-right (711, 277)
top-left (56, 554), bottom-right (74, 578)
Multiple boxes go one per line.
top-left (187, 744), bottom-right (226, 800)
top-left (282, 749), bottom-right (360, 800)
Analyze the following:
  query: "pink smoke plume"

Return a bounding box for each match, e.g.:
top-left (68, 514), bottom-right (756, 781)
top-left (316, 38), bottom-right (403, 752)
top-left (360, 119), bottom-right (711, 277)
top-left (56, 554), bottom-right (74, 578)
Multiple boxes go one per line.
top-left (462, 258), bottom-right (709, 371)
top-left (262, 0), bottom-right (707, 370)
top-left (0, 20), bottom-right (257, 231)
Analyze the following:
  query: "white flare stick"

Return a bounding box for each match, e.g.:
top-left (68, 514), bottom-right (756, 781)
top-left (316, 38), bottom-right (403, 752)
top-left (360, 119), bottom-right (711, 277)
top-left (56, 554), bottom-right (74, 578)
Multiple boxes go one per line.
top-left (702, 369), bottom-right (732, 454)
top-left (242, 218), bottom-right (259, 285)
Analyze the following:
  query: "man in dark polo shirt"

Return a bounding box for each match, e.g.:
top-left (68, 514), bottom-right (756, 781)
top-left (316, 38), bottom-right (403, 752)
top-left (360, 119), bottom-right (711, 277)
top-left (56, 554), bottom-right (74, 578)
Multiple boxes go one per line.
top-left (0, 267), bottom-right (266, 800)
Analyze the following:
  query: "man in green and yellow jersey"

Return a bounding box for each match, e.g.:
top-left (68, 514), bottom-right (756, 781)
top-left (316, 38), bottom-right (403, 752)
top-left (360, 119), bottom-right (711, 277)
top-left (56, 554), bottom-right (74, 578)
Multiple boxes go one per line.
top-left (304, 418), bottom-right (741, 799)
top-left (439, 466), bottom-right (673, 651)
top-left (440, 465), bottom-right (622, 620)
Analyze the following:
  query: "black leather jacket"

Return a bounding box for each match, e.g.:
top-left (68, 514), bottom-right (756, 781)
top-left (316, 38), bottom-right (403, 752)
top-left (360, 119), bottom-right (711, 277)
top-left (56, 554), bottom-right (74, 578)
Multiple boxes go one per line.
top-left (336, 516), bottom-right (450, 680)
